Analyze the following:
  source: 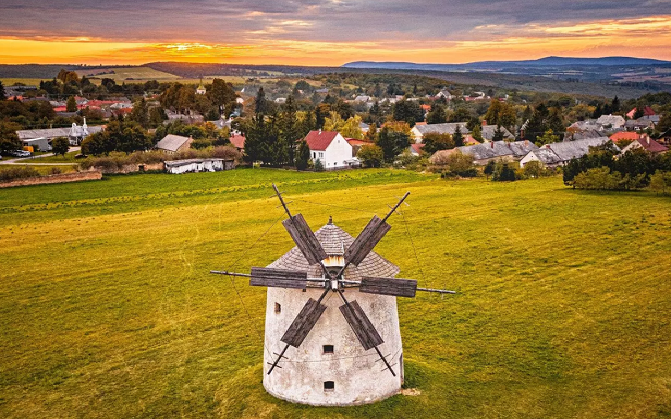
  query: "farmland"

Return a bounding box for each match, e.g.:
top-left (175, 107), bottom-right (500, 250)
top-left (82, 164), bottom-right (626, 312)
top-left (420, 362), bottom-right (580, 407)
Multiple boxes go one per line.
top-left (1, 169), bottom-right (670, 418)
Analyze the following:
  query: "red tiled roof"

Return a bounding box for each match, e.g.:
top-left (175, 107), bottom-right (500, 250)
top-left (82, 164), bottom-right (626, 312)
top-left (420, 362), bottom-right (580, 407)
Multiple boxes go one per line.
top-left (610, 132), bottom-right (641, 142)
top-left (229, 134), bottom-right (245, 149)
top-left (345, 138), bottom-right (371, 146)
top-left (636, 137), bottom-right (668, 153)
top-left (410, 143), bottom-right (425, 154)
top-left (304, 130), bottom-right (339, 151)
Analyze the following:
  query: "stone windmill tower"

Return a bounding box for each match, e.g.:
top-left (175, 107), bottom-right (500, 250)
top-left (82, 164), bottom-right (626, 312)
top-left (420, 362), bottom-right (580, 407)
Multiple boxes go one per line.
top-left (213, 185), bottom-right (453, 406)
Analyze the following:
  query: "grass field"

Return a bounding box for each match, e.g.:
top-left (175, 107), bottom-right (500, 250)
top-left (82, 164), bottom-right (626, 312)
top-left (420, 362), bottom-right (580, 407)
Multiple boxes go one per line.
top-left (1, 169), bottom-right (670, 418)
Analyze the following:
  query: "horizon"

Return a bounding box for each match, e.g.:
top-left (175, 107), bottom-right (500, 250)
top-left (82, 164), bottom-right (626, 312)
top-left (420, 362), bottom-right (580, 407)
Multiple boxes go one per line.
top-left (2, 55), bottom-right (670, 69)
top-left (1, 1), bottom-right (671, 65)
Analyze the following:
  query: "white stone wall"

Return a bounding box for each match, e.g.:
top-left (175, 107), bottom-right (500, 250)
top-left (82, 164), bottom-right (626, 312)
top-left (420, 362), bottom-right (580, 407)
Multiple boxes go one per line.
top-left (263, 286), bottom-right (403, 406)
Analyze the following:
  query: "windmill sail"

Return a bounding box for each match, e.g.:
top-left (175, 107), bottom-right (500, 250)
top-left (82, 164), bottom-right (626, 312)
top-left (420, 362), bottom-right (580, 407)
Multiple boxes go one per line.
top-left (344, 216), bottom-right (392, 266)
top-left (359, 276), bottom-right (417, 298)
top-left (281, 298), bottom-right (327, 347)
top-left (283, 214), bottom-right (328, 265)
top-left (250, 267), bottom-right (308, 289)
top-left (339, 300), bottom-right (384, 350)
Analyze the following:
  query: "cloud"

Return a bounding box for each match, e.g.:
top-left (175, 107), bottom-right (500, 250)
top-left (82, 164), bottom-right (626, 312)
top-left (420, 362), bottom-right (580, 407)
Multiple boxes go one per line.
top-left (0, 1), bottom-right (671, 64)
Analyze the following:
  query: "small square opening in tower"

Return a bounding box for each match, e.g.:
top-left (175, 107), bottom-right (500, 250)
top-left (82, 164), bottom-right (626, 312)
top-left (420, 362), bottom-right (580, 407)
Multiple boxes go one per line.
top-left (324, 381), bottom-right (334, 392)
top-left (274, 302), bottom-right (281, 314)
top-left (323, 345), bottom-right (334, 354)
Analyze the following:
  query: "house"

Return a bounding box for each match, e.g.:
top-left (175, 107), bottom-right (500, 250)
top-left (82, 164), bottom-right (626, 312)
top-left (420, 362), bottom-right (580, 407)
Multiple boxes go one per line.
top-left (345, 138), bottom-right (371, 158)
top-left (411, 122), bottom-right (469, 142)
top-left (408, 143), bottom-right (425, 156)
top-left (229, 134), bottom-right (245, 151)
top-left (620, 137), bottom-right (668, 156)
top-left (436, 90), bottom-right (453, 100)
top-left (596, 114), bottom-right (626, 130)
top-left (520, 137), bottom-right (617, 168)
top-left (610, 131), bottom-right (644, 144)
top-left (359, 122), bottom-right (370, 133)
top-left (163, 158), bottom-right (233, 174)
top-left (275, 97), bottom-right (286, 104)
top-left (16, 119), bottom-right (104, 146)
top-left (155, 134), bottom-right (193, 154)
top-left (461, 141), bottom-right (538, 165)
top-left (412, 122), bottom-right (513, 143)
top-left (481, 125), bottom-right (514, 142)
top-left (21, 137), bottom-right (51, 152)
top-left (565, 129), bottom-right (604, 141)
top-left (303, 130), bottom-right (359, 169)
top-left (624, 119), bottom-right (650, 131)
top-left (626, 106), bottom-right (655, 119)
top-left (569, 119), bottom-right (601, 131)
top-left (353, 95), bottom-right (370, 103)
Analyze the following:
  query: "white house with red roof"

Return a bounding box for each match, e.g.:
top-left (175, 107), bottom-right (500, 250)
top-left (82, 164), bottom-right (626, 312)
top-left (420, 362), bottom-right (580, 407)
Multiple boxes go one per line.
top-left (303, 130), bottom-right (358, 169)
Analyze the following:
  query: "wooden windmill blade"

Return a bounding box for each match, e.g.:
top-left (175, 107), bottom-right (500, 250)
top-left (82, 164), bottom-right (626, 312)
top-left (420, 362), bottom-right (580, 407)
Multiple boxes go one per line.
top-left (359, 276), bottom-right (418, 298)
top-left (339, 300), bottom-right (384, 350)
top-left (343, 216), bottom-right (392, 266)
top-left (282, 214), bottom-right (328, 265)
top-left (249, 267), bottom-right (309, 289)
top-left (281, 298), bottom-right (328, 347)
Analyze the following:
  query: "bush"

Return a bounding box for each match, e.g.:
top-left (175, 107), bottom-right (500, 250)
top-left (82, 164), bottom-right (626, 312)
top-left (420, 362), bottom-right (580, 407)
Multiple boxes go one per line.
top-left (357, 144), bottom-right (384, 168)
top-left (0, 166), bottom-right (40, 182)
top-left (431, 150), bottom-right (477, 177)
top-left (314, 158), bottom-right (324, 172)
top-left (573, 167), bottom-right (647, 190)
top-left (492, 161), bottom-right (520, 181)
top-left (649, 171), bottom-right (671, 194)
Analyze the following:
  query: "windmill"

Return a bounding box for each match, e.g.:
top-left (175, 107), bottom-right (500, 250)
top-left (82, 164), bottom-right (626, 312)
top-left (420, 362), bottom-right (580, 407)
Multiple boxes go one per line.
top-left (211, 184), bottom-right (454, 406)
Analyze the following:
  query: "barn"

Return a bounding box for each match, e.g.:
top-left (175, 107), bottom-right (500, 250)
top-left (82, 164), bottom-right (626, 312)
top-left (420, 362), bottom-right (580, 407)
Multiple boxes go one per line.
top-left (163, 158), bottom-right (233, 174)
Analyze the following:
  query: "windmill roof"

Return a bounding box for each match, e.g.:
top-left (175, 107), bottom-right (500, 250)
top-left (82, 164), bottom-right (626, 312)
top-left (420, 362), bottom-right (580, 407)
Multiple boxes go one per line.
top-left (268, 220), bottom-right (400, 281)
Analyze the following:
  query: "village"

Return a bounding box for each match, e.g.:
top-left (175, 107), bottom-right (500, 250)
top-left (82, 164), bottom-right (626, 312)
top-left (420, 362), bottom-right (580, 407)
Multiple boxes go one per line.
top-left (1, 72), bottom-right (670, 190)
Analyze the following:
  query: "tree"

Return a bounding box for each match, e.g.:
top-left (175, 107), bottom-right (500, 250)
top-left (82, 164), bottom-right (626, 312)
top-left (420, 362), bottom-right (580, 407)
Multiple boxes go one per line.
top-left (471, 124), bottom-right (483, 143)
top-left (66, 96), bottom-right (77, 112)
top-left (453, 125), bottom-right (464, 147)
top-left (492, 162), bottom-right (517, 181)
top-left (295, 140), bottom-right (310, 170)
top-left (376, 124), bottom-right (412, 162)
top-left (364, 124), bottom-right (378, 143)
top-left (52, 137), bottom-right (70, 156)
top-left (535, 129), bottom-right (559, 146)
top-left (658, 112), bottom-right (671, 133)
top-left (450, 107), bottom-right (473, 123)
top-left (315, 103), bottom-right (331, 129)
top-left (357, 144), bottom-right (384, 168)
top-left (81, 132), bottom-right (109, 156)
top-left (0, 80), bottom-right (5, 100)
top-left (0, 122), bottom-right (22, 153)
top-left (422, 132), bottom-right (454, 154)
top-left (492, 124), bottom-right (505, 142)
top-left (392, 100), bottom-right (423, 126)
top-left (314, 158), bottom-right (324, 172)
top-left (427, 104), bottom-right (448, 124)
top-left (209, 78), bottom-right (237, 117)
top-left (547, 107), bottom-right (565, 135)
top-left (611, 95), bottom-right (621, 113)
top-left (484, 160), bottom-right (496, 180)
top-left (129, 98), bottom-right (149, 128)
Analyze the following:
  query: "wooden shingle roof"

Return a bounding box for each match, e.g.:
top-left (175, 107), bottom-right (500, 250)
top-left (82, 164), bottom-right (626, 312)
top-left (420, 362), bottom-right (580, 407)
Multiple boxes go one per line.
top-left (268, 221), bottom-right (400, 281)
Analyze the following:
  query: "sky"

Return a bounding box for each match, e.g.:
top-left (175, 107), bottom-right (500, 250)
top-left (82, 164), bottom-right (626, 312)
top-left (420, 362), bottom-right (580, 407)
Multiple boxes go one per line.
top-left (1, 0), bottom-right (671, 65)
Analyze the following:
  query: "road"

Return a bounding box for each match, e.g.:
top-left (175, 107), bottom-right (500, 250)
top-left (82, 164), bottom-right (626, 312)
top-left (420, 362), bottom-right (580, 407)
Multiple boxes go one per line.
top-left (0, 148), bottom-right (81, 166)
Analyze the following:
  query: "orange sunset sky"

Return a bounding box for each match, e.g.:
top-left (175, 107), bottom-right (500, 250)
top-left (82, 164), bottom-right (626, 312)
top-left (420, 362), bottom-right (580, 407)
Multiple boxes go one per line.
top-left (1, 1), bottom-right (670, 65)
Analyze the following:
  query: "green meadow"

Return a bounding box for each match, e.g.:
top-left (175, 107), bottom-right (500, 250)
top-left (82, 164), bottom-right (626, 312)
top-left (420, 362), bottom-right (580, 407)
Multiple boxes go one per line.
top-left (1, 169), bottom-right (670, 418)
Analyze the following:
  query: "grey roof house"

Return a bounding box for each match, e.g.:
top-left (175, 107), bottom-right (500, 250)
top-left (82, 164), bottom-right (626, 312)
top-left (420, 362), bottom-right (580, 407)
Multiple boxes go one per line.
top-left (520, 137), bottom-right (618, 168)
top-left (155, 134), bottom-right (193, 154)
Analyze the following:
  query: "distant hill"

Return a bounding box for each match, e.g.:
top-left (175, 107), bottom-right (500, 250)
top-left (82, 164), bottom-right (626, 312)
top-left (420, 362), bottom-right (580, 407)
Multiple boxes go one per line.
top-left (343, 56), bottom-right (671, 71)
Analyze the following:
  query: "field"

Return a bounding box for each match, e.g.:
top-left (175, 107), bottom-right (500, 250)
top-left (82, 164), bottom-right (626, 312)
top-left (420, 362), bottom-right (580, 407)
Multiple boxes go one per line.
top-left (1, 169), bottom-right (670, 418)
top-left (74, 67), bottom-right (180, 82)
